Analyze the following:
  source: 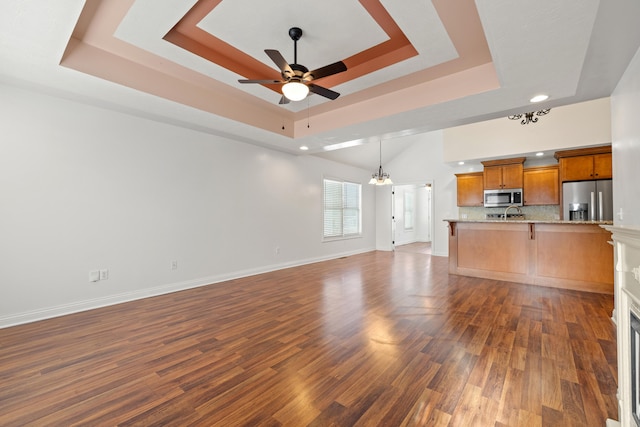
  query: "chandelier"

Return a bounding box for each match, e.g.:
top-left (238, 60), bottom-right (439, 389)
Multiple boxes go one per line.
top-left (508, 109), bottom-right (551, 125)
top-left (368, 140), bottom-right (392, 185)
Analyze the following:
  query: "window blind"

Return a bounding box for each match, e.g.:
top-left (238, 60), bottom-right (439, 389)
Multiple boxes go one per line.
top-left (323, 179), bottom-right (361, 239)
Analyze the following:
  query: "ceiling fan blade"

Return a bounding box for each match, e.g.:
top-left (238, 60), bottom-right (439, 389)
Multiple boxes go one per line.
top-left (308, 83), bottom-right (340, 100)
top-left (265, 49), bottom-right (294, 76)
top-left (238, 79), bottom-right (284, 84)
top-left (278, 95), bottom-right (290, 105)
top-left (305, 61), bottom-right (347, 81)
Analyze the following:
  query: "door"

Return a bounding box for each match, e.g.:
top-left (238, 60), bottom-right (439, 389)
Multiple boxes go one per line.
top-left (392, 183), bottom-right (433, 248)
top-left (391, 190), bottom-right (396, 250)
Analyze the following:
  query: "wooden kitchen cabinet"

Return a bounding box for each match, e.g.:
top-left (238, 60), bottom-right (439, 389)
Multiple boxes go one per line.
top-left (455, 172), bottom-right (484, 206)
top-left (481, 157), bottom-right (525, 189)
top-left (523, 165), bottom-right (559, 205)
top-left (555, 146), bottom-right (612, 182)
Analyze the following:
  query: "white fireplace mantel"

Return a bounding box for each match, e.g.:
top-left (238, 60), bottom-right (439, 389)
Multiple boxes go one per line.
top-left (602, 225), bottom-right (640, 427)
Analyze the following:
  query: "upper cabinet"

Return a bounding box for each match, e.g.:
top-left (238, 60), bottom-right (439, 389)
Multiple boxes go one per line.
top-left (481, 157), bottom-right (525, 189)
top-left (455, 172), bottom-right (484, 207)
top-left (555, 146), bottom-right (612, 182)
top-left (523, 165), bottom-right (559, 205)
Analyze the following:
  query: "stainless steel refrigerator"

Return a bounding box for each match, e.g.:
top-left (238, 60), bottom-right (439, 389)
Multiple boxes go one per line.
top-left (562, 179), bottom-right (613, 221)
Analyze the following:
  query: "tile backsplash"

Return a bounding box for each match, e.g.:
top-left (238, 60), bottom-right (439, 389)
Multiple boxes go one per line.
top-left (459, 205), bottom-right (560, 220)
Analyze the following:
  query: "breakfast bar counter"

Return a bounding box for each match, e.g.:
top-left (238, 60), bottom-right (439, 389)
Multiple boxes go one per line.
top-left (445, 219), bottom-right (614, 294)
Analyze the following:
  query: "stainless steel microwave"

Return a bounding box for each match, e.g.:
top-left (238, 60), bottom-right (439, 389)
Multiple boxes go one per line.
top-left (483, 188), bottom-right (523, 207)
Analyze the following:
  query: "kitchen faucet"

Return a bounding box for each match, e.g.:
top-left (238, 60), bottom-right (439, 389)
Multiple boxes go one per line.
top-left (503, 205), bottom-right (522, 220)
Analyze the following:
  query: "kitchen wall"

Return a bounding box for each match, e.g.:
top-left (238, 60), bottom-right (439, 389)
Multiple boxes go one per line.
top-left (0, 83), bottom-right (376, 327)
top-left (443, 97), bottom-right (612, 163)
top-left (611, 45), bottom-right (640, 227)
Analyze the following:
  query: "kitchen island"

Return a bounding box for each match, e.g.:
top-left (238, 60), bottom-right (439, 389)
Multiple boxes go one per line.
top-left (445, 219), bottom-right (614, 294)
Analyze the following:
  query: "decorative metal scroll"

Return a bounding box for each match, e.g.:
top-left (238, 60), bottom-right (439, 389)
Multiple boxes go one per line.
top-left (508, 109), bottom-right (551, 125)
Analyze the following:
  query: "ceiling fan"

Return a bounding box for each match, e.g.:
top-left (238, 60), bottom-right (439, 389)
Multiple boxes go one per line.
top-left (238, 27), bottom-right (347, 104)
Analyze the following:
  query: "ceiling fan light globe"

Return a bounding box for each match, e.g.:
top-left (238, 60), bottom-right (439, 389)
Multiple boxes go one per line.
top-left (282, 81), bottom-right (309, 101)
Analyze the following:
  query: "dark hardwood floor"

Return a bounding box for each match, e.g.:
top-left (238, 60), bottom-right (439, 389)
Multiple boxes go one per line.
top-left (0, 251), bottom-right (617, 426)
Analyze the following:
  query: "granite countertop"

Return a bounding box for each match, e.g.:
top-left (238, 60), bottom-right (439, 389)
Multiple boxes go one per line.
top-left (444, 218), bottom-right (614, 225)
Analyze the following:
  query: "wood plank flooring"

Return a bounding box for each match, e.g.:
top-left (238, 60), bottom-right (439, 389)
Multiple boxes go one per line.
top-left (394, 242), bottom-right (432, 255)
top-left (0, 251), bottom-right (617, 426)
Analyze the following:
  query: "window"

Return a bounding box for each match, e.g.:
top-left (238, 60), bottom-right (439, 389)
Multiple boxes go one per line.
top-left (323, 179), bottom-right (361, 239)
top-left (404, 191), bottom-right (414, 230)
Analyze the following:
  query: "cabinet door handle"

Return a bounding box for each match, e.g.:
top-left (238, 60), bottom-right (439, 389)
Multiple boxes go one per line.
top-left (529, 223), bottom-right (535, 240)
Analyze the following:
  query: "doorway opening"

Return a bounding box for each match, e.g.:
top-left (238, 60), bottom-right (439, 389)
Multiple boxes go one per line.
top-left (392, 182), bottom-right (433, 254)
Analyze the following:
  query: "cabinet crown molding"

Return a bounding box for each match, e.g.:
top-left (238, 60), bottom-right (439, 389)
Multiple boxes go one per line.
top-left (455, 172), bottom-right (483, 177)
top-left (481, 157), bottom-right (526, 167)
top-left (554, 144), bottom-right (611, 160)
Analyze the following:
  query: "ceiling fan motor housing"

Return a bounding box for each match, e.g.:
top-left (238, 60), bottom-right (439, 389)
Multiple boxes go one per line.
top-left (284, 63), bottom-right (310, 82)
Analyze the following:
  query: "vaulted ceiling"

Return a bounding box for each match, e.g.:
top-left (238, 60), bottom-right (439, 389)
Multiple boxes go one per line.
top-left (2, 0), bottom-right (640, 169)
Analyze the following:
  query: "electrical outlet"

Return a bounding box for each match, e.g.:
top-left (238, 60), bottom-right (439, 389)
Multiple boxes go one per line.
top-left (171, 260), bottom-right (178, 270)
top-left (89, 270), bottom-right (100, 282)
top-left (99, 269), bottom-right (109, 280)
top-left (275, 246), bottom-right (280, 255)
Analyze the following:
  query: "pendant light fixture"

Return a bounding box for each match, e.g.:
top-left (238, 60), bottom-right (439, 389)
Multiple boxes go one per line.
top-left (369, 140), bottom-right (392, 185)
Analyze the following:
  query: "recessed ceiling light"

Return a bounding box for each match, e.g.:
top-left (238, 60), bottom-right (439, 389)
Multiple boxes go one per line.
top-left (299, 145), bottom-right (309, 151)
top-left (536, 152), bottom-right (544, 157)
top-left (530, 94), bottom-right (549, 103)
top-left (458, 161), bottom-right (465, 165)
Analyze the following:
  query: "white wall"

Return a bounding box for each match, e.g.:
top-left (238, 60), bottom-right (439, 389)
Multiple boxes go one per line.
top-left (443, 98), bottom-right (612, 163)
top-left (416, 185), bottom-right (431, 242)
top-left (375, 184), bottom-right (393, 251)
top-left (0, 84), bottom-right (376, 327)
top-left (611, 45), bottom-right (640, 227)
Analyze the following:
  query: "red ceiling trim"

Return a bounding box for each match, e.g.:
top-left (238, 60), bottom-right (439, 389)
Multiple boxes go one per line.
top-left (163, 0), bottom-right (418, 93)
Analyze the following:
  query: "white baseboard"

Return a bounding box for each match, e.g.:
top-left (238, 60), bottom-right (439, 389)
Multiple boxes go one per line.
top-left (0, 247), bottom-right (375, 329)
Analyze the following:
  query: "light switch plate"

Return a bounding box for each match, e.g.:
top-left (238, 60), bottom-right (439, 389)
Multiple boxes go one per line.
top-left (89, 270), bottom-right (100, 282)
